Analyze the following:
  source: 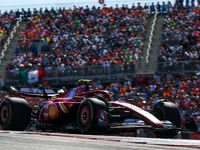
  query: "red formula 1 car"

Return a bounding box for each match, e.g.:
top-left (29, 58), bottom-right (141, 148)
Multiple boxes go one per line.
top-left (0, 80), bottom-right (197, 138)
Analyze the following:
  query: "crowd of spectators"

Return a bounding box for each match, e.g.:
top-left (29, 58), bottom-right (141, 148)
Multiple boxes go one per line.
top-left (158, 1), bottom-right (200, 64)
top-left (4, 3), bottom-right (151, 78)
top-left (0, 10), bottom-right (18, 51)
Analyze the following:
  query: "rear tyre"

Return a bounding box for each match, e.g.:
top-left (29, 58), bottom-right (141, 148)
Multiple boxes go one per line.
top-left (153, 101), bottom-right (181, 138)
top-left (77, 98), bottom-right (109, 134)
top-left (0, 97), bottom-right (31, 131)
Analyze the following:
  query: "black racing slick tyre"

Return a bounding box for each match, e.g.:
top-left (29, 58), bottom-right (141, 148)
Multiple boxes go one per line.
top-left (0, 97), bottom-right (31, 131)
top-left (153, 101), bottom-right (181, 138)
top-left (77, 98), bottom-right (109, 134)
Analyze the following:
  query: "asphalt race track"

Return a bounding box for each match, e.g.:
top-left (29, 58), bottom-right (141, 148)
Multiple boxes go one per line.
top-left (0, 131), bottom-right (200, 150)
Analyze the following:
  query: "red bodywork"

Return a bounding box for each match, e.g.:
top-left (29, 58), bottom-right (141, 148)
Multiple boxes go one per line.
top-left (9, 85), bottom-right (163, 128)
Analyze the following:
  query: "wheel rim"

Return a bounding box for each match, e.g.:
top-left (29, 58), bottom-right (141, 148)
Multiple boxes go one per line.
top-left (80, 106), bottom-right (90, 127)
top-left (1, 105), bottom-right (9, 124)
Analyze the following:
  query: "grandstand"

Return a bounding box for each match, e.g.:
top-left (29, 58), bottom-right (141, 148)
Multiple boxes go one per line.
top-left (158, 4), bottom-right (200, 74)
top-left (0, 10), bottom-right (18, 51)
top-left (0, 1), bottom-right (199, 125)
top-left (1, 2), bottom-right (152, 85)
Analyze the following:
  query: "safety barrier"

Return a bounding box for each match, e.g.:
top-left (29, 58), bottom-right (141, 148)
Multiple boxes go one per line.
top-left (0, 13), bottom-right (24, 65)
top-left (162, 32), bottom-right (183, 45)
top-left (5, 64), bottom-right (136, 85)
top-left (162, 35), bottom-right (181, 45)
top-left (157, 61), bottom-right (200, 73)
top-left (146, 8), bottom-right (158, 64)
top-left (15, 39), bottom-right (41, 52)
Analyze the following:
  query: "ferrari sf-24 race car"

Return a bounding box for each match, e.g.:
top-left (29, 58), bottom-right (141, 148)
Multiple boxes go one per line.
top-left (0, 80), bottom-right (197, 138)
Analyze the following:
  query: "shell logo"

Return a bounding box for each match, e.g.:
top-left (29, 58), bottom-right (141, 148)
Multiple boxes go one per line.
top-left (49, 104), bottom-right (58, 118)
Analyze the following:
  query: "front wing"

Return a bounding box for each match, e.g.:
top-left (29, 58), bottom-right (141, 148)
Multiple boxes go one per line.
top-left (59, 119), bottom-right (196, 135)
top-left (109, 124), bottom-right (192, 133)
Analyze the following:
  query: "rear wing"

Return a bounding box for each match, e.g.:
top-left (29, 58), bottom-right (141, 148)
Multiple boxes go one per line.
top-left (10, 86), bottom-right (64, 98)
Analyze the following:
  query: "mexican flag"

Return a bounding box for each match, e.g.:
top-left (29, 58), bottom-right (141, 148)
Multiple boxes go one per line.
top-left (19, 69), bottom-right (46, 84)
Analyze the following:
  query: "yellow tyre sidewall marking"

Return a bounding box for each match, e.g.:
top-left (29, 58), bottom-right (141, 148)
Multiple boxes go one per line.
top-left (88, 101), bottom-right (93, 120)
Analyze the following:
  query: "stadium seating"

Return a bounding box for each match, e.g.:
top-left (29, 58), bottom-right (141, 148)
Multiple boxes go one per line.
top-left (158, 5), bottom-right (200, 72)
top-left (0, 10), bottom-right (17, 51)
top-left (6, 5), bottom-right (149, 78)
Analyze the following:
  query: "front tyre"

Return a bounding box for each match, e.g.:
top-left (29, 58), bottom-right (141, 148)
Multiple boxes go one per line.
top-left (0, 97), bottom-right (31, 131)
top-left (153, 100), bottom-right (181, 138)
top-left (77, 98), bottom-right (109, 134)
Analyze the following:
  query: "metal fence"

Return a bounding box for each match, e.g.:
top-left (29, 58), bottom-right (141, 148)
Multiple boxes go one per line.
top-left (157, 61), bottom-right (200, 73)
top-left (5, 64), bottom-right (136, 85)
top-left (162, 33), bottom-right (182, 45)
top-left (14, 39), bottom-right (42, 52)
